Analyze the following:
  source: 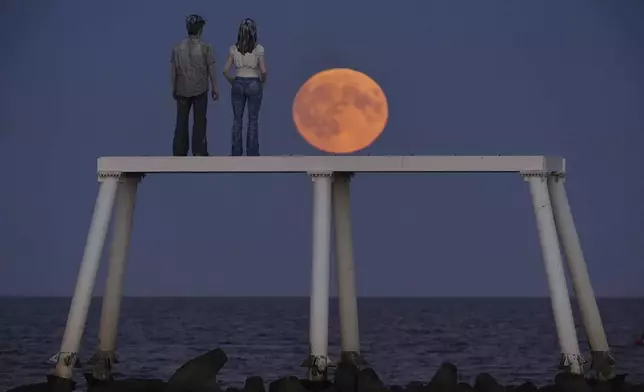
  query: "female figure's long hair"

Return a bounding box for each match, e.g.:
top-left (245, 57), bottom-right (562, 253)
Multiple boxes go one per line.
top-left (236, 18), bottom-right (258, 55)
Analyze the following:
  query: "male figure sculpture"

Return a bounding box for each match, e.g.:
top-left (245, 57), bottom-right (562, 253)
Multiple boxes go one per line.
top-left (170, 14), bottom-right (219, 156)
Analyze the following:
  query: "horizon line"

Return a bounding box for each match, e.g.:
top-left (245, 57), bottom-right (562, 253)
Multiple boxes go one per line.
top-left (1, 295), bottom-right (642, 299)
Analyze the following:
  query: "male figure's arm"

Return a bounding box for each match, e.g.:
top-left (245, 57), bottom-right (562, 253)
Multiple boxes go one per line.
top-left (170, 48), bottom-right (177, 98)
top-left (206, 44), bottom-right (219, 100)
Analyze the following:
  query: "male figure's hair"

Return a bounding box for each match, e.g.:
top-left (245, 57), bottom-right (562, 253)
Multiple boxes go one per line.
top-left (236, 18), bottom-right (258, 55)
top-left (186, 14), bottom-right (206, 36)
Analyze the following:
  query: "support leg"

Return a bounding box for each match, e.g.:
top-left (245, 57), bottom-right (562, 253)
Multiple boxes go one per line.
top-left (89, 175), bottom-right (141, 381)
top-left (332, 173), bottom-right (364, 366)
top-left (525, 174), bottom-right (585, 374)
top-left (303, 172), bottom-right (333, 381)
top-left (53, 176), bottom-right (120, 380)
top-left (548, 176), bottom-right (615, 379)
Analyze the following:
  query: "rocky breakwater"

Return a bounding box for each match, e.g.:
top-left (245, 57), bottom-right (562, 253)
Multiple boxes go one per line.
top-left (6, 348), bottom-right (644, 392)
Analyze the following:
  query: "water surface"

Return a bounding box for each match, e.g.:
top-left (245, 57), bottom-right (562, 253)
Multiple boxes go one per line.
top-left (1, 297), bottom-right (642, 391)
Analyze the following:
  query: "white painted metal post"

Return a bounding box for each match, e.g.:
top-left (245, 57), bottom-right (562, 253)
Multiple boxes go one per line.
top-left (90, 175), bottom-right (140, 380)
top-left (53, 175), bottom-right (120, 380)
top-left (525, 173), bottom-right (585, 374)
top-left (331, 173), bottom-right (363, 365)
top-left (305, 172), bottom-right (333, 381)
top-left (548, 176), bottom-right (614, 379)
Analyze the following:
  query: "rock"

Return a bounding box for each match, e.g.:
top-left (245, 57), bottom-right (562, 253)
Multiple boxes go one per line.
top-left (8, 364), bottom-right (644, 392)
top-left (590, 381), bottom-right (611, 392)
top-left (356, 368), bottom-right (387, 392)
top-left (553, 373), bottom-right (589, 392)
top-left (244, 377), bottom-right (265, 392)
top-left (474, 374), bottom-right (504, 392)
top-left (405, 381), bottom-right (425, 392)
top-left (537, 386), bottom-right (559, 392)
top-left (193, 378), bottom-right (224, 392)
top-left (268, 379), bottom-right (280, 392)
top-left (317, 385), bottom-right (337, 392)
top-left (334, 361), bottom-right (359, 392)
top-left (166, 348), bottom-right (228, 392)
top-left (269, 377), bottom-right (307, 392)
top-left (515, 383), bottom-right (538, 392)
top-left (6, 376), bottom-right (77, 392)
top-left (428, 363), bottom-right (458, 392)
top-left (625, 385), bottom-right (644, 392)
top-left (299, 379), bottom-right (333, 392)
top-left (88, 379), bottom-right (167, 392)
top-left (608, 375), bottom-right (629, 392)
top-left (458, 383), bottom-right (475, 392)
top-left (5, 384), bottom-right (52, 392)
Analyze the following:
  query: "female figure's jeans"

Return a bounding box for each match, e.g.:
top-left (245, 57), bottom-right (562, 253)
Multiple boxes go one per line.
top-left (231, 77), bottom-right (263, 156)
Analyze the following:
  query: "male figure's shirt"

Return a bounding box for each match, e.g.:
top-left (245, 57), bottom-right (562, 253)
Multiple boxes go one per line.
top-left (171, 36), bottom-right (216, 97)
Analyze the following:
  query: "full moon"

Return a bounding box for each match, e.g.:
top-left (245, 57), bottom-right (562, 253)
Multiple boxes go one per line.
top-left (292, 68), bottom-right (389, 154)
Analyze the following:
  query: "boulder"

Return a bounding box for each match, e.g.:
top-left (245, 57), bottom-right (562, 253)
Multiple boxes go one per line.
top-left (590, 381), bottom-right (611, 392)
top-left (553, 373), bottom-right (589, 392)
top-left (334, 361), bottom-right (359, 392)
top-left (192, 378), bottom-right (224, 392)
top-left (356, 368), bottom-right (387, 392)
top-left (458, 383), bottom-right (474, 392)
top-left (5, 383), bottom-right (52, 392)
top-left (404, 381), bottom-right (425, 392)
top-left (515, 382), bottom-right (538, 392)
top-left (624, 385), bottom-right (644, 392)
top-left (5, 375), bottom-right (76, 392)
top-left (88, 379), bottom-right (166, 392)
top-left (165, 348), bottom-right (228, 392)
top-left (428, 363), bottom-right (458, 392)
top-left (474, 374), bottom-right (503, 392)
top-left (269, 377), bottom-right (307, 392)
top-left (243, 377), bottom-right (266, 392)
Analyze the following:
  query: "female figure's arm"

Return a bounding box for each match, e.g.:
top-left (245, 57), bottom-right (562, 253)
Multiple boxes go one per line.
top-left (222, 50), bottom-right (234, 84)
top-left (258, 47), bottom-right (267, 84)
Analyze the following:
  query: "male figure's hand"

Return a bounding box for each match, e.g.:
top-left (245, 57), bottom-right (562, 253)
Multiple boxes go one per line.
top-left (211, 89), bottom-right (219, 101)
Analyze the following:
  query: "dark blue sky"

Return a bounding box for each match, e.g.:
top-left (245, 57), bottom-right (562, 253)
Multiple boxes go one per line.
top-left (1, 1), bottom-right (642, 297)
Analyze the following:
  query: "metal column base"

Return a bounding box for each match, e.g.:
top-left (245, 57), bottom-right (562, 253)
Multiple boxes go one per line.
top-left (301, 354), bottom-right (333, 381)
top-left (49, 352), bottom-right (82, 368)
top-left (559, 353), bottom-right (587, 374)
top-left (339, 351), bottom-right (367, 367)
top-left (87, 350), bottom-right (118, 381)
top-left (591, 350), bottom-right (616, 380)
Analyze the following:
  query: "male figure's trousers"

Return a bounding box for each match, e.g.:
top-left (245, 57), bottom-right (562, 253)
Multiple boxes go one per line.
top-left (173, 91), bottom-right (209, 156)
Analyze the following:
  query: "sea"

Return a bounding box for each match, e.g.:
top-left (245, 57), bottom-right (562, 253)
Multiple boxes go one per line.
top-left (1, 297), bottom-right (643, 391)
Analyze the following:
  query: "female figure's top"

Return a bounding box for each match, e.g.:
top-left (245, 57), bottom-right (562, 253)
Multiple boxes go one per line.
top-left (227, 18), bottom-right (266, 80)
top-left (230, 44), bottom-right (265, 78)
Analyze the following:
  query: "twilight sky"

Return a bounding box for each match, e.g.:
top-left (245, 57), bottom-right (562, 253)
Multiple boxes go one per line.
top-left (1, 0), bottom-right (642, 297)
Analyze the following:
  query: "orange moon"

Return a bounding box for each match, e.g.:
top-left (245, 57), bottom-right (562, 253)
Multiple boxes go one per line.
top-left (292, 68), bottom-right (389, 154)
